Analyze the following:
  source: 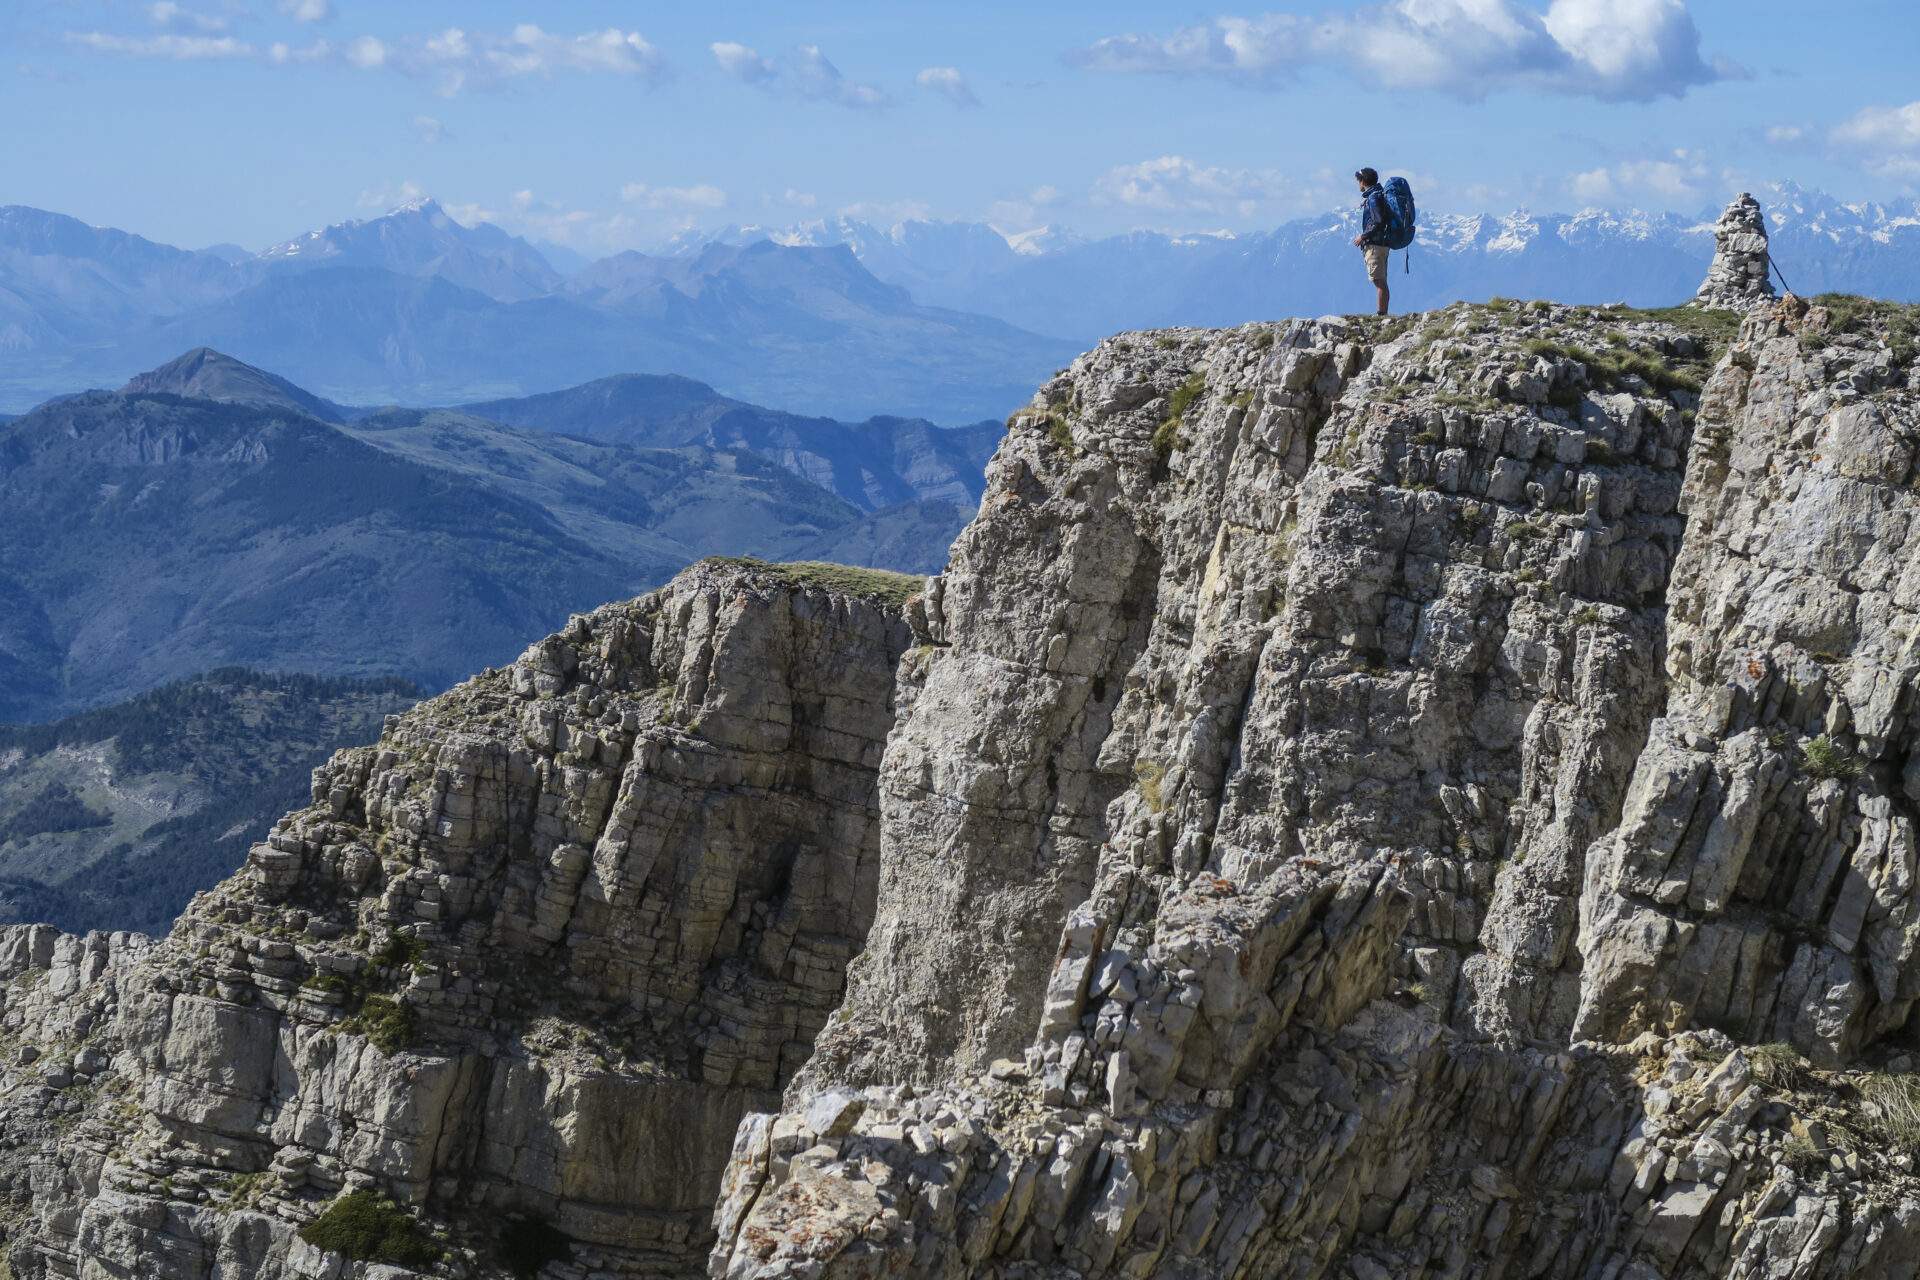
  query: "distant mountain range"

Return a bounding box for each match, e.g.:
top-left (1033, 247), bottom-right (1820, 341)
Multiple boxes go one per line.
top-left (0, 200), bottom-right (1075, 421)
top-left (683, 181), bottom-right (1920, 340)
top-left (4, 184), bottom-right (1911, 423)
top-left (0, 348), bottom-right (985, 722)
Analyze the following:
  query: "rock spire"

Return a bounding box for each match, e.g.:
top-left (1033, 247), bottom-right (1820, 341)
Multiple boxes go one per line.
top-left (1694, 191), bottom-right (1778, 310)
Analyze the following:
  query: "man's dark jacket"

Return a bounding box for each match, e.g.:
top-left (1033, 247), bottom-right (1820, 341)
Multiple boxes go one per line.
top-left (1359, 184), bottom-right (1391, 246)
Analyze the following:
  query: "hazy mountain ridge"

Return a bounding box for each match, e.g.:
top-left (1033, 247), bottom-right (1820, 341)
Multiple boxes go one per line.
top-left (0, 201), bottom-right (1075, 422)
top-left (0, 350), bottom-right (976, 722)
top-left (124, 345), bottom-right (357, 422)
top-left (459, 371), bottom-right (1000, 512)
top-left (253, 196), bottom-right (563, 301)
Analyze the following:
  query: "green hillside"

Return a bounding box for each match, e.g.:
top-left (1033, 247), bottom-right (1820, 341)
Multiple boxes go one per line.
top-left (0, 668), bottom-right (419, 933)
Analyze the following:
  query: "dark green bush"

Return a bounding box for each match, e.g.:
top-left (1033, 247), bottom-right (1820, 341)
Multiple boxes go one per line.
top-left (342, 995), bottom-right (418, 1054)
top-left (298, 1192), bottom-right (441, 1266)
top-left (374, 932), bottom-right (425, 971)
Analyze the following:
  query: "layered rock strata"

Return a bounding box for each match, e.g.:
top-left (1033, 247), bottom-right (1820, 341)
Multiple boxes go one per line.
top-left (712, 297), bottom-right (1920, 1280)
top-left (2, 290), bottom-right (1918, 1280)
top-left (0, 559), bottom-right (920, 1277)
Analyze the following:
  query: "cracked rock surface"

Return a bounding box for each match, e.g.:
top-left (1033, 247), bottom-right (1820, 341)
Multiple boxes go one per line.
top-left (0, 559), bottom-right (920, 1278)
top-left (2, 287), bottom-right (1919, 1280)
top-left (715, 294), bottom-right (1920, 1280)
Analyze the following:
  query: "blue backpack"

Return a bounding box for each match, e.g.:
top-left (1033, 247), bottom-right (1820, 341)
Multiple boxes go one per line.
top-left (1380, 177), bottom-right (1416, 251)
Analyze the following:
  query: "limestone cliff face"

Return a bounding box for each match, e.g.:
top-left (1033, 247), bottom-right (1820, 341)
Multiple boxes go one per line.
top-left (710, 295), bottom-right (1920, 1280)
top-left (1578, 294), bottom-right (1919, 1067)
top-left (3, 280), bottom-right (1919, 1279)
top-left (0, 560), bottom-right (919, 1278)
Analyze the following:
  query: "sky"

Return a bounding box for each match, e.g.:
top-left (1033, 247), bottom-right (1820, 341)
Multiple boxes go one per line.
top-left (4, 0), bottom-right (1918, 257)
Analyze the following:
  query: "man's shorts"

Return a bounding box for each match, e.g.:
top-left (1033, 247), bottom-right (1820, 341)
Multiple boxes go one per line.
top-left (1363, 244), bottom-right (1390, 284)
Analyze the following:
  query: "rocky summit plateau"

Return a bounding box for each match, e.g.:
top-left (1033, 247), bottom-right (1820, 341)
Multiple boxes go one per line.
top-left (1, 201), bottom-right (1919, 1280)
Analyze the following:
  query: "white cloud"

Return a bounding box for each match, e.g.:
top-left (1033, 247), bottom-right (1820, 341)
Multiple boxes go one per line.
top-left (1828, 101), bottom-right (1920, 181)
top-left (64, 22), bottom-right (669, 93)
top-left (988, 184), bottom-right (1067, 230)
top-left (148, 3), bottom-right (233, 34)
top-left (711, 41), bottom-right (777, 83)
top-left (783, 188), bottom-right (818, 207)
top-left (413, 114), bottom-right (449, 143)
top-left (1090, 155), bottom-right (1295, 217)
top-left (916, 65), bottom-right (978, 107)
top-left (66, 31), bottom-right (253, 59)
top-left (1067, 0), bottom-right (1730, 103)
top-left (481, 25), bottom-right (664, 78)
top-left (1568, 149), bottom-right (1714, 203)
top-left (343, 35), bottom-right (386, 69)
top-left (711, 41), bottom-right (886, 108)
top-left (438, 203), bottom-right (491, 228)
top-left (837, 197), bottom-right (936, 224)
top-left (356, 179), bottom-right (426, 210)
top-left (275, 0), bottom-right (332, 21)
top-left (265, 39), bottom-right (330, 64)
top-left (793, 45), bottom-right (885, 107)
top-left (484, 190), bottom-right (640, 251)
top-left (621, 183), bottom-right (728, 210)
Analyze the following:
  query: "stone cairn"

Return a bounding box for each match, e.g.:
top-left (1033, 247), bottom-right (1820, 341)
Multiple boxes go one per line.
top-left (1693, 191), bottom-right (1777, 311)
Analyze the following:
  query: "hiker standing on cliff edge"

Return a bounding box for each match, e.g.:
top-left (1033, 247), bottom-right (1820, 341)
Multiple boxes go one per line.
top-left (1353, 167), bottom-right (1391, 316)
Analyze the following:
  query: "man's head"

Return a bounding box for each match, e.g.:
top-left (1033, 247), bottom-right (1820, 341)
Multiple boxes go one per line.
top-left (1355, 167), bottom-right (1379, 191)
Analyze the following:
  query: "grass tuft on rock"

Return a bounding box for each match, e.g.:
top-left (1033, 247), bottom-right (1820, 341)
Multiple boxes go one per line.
top-left (1133, 759), bottom-right (1167, 814)
top-left (1613, 304), bottom-right (1744, 351)
top-left (700, 558), bottom-right (924, 608)
top-left (374, 932), bottom-right (424, 972)
top-left (1801, 735), bottom-right (1860, 783)
top-left (299, 1192), bottom-right (441, 1267)
top-left (1859, 1073), bottom-right (1920, 1158)
top-left (1811, 294), bottom-right (1919, 364)
top-left (1750, 1042), bottom-right (1810, 1091)
top-left (1523, 338), bottom-right (1705, 397)
top-left (340, 995), bottom-right (418, 1055)
top-left (1167, 372), bottom-right (1206, 422)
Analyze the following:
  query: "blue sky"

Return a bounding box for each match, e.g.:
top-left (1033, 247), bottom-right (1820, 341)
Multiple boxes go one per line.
top-left (5, 1), bottom-right (1917, 255)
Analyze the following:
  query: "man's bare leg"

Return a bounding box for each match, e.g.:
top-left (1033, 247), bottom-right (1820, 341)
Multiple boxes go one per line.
top-left (1376, 281), bottom-right (1389, 316)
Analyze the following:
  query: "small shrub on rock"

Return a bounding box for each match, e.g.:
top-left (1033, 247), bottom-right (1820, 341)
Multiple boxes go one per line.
top-left (341, 995), bottom-right (417, 1054)
top-left (1801, 736), bottom-right (1859, 783)
top-left (299, 1192), bottom-right (441, 1267)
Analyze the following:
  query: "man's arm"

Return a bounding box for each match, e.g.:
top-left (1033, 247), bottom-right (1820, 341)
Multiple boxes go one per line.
top-left (1359, 189), bottom-right (1386, 244)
